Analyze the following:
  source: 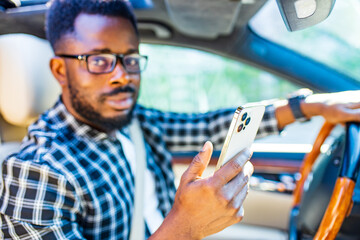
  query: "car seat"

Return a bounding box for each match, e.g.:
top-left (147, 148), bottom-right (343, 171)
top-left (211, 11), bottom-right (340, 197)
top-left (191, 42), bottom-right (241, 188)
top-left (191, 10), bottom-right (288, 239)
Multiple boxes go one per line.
top-left (0, 33), bottom-right (60, 160)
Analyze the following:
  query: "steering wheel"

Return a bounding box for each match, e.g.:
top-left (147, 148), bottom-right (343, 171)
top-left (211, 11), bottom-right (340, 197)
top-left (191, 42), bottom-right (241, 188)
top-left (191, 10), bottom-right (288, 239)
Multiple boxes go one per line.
top-left (288, 121), bottom-right (360, 240)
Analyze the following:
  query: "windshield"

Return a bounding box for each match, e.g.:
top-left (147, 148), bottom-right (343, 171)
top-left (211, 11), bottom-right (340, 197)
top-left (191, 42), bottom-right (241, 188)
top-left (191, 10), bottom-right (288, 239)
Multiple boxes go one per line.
top-left (250, 0), bottom-right (360, 82)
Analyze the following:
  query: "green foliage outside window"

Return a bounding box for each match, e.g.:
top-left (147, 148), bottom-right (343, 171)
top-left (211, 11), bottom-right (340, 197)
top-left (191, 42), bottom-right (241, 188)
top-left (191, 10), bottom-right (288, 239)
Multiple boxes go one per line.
top-left (138, 44), bottom-right (299, 113)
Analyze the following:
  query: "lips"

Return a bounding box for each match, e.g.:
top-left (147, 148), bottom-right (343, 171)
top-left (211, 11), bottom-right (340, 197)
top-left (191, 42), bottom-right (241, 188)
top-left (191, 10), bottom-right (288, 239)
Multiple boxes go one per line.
top-left (106, 93), bottom-right (134, 110)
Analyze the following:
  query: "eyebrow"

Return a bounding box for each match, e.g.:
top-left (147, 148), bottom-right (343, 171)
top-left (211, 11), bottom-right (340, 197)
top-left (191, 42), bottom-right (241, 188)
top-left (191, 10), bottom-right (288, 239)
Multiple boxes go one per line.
top-left (91, 48), bottom-right (139, 54)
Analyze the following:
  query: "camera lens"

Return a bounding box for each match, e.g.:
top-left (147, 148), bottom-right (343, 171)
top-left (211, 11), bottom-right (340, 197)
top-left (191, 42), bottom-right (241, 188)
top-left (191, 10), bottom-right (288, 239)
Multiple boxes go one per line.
top-left (237, 123), bottom-right (244, 132)
top-left (241, 112), bottom-right (247, 121)
top-left (245, 117), bottom-right (251, 126)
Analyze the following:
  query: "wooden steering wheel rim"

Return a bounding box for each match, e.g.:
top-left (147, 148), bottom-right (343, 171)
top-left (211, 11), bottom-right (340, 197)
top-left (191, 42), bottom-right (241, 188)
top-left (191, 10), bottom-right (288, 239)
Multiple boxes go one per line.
top-left (292, 121), bottom-right (356, 240)
top-left (292, 121), bottom-right (335, 206)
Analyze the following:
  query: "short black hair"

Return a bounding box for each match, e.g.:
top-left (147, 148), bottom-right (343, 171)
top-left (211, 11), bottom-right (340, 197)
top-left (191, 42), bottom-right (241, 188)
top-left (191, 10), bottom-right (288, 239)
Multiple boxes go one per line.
top-left (45, 0), bottom-right (139, 51)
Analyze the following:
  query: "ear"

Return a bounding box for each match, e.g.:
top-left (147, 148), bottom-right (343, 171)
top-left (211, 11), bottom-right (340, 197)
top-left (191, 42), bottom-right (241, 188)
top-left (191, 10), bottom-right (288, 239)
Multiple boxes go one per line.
top-left (50, 57), bottom-right (67, 87)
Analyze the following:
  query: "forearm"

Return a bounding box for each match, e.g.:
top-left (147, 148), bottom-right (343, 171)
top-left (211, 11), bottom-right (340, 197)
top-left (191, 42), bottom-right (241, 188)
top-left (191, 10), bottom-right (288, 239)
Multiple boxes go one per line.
top-left (274, 99), bottom-right (324, 130)
top-left (275, 90), bottom-right (360, 129)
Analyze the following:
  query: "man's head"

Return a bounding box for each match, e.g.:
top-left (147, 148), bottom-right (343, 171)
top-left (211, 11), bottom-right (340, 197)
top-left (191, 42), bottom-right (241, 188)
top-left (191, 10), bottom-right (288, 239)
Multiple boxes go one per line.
top-left (46, 0), bottom-right (139, 51)
top-left (46, 0), bottom-right (144, 132)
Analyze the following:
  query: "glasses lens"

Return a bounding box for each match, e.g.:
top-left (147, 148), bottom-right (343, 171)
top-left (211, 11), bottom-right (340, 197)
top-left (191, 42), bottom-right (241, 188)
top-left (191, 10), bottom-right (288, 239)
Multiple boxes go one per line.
top-left (123, 54), bottom-right (148, 73)
top-left (87, 54), bottom-right (116, 73)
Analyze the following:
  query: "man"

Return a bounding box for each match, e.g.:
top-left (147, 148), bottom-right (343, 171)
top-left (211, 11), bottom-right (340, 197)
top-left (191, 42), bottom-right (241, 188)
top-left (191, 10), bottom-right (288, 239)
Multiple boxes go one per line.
top-left (1, 0), bottom-right (360, 239)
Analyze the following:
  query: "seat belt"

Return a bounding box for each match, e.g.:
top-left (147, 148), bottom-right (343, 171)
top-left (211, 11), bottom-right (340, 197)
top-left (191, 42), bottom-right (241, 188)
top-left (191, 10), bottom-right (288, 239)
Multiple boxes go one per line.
top-left (129, 119), bottom-right (146, 240)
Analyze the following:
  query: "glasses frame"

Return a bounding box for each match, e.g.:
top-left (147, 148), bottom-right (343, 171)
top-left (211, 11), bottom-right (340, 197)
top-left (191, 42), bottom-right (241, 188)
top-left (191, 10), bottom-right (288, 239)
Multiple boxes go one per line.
top-left (56, 53), bottom-right (148, 74)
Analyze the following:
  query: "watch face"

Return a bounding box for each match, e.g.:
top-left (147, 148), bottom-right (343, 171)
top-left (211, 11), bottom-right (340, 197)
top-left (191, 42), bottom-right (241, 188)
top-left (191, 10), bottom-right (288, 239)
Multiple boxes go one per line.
top-left (288, 88), bottom-right (313, 98)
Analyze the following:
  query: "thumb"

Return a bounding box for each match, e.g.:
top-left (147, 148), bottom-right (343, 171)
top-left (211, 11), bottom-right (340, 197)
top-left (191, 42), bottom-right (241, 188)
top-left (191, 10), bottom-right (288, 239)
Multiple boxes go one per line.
top-left (181, 141), bottom-right (213, 183)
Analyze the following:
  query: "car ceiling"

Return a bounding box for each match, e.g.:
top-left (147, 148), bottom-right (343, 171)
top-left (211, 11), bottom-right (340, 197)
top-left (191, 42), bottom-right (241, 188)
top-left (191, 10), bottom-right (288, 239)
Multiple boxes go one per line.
top-left (0, 0), bottom-right (271, 78)
top-left (136, 0), bottom-right (268, 56)
top-left (1, 0), bottom-right (359, 92)
top-left (0, 0), bottom-right (266, 53)
top-left (137, 0), bottom-right (266, 40)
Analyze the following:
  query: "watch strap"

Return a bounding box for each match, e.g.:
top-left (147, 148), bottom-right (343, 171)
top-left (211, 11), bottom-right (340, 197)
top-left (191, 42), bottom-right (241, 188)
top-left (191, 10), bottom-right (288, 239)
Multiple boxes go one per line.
top-left (288, 94), bottom-right (308, 122)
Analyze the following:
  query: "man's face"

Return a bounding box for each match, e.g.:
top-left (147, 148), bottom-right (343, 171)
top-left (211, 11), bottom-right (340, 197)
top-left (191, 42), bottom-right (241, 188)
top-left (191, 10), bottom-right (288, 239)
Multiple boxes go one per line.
top-left (57, 13), bottom-right (140, 132)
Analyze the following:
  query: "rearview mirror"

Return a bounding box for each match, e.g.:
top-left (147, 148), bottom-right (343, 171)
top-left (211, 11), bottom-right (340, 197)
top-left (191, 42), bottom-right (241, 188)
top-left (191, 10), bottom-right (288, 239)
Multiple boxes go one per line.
top-left (276, 0), bottom-right (336, 31)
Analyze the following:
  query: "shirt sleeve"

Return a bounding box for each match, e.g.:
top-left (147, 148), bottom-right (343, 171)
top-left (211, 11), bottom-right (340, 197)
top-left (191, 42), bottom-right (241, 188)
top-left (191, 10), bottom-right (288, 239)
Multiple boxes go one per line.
top-left (255, 104), bottom-right (280, 138)
top-left (0, 156), bottom-right (84, 240)
top-left (143, 104), bottom-right (280, 152)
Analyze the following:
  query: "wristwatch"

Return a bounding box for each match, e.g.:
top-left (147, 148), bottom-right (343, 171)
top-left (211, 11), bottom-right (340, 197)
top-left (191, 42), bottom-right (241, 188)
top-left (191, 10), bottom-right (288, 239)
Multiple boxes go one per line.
top-left (288, 89), bottom-right (313, 122)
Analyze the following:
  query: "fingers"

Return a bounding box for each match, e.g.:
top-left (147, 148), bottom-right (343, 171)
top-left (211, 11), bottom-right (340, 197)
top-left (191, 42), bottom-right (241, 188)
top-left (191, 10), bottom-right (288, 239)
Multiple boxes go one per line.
top-left (222, 161), bottom-right (253, 199)
top-left (212, 148), bottom-right (252, 187)
top-left (335, 105), bottom-right (360, 123)
top-left (345, 102), bottom-right (360, 110)
top-left (237, 206), bottom-right (245, 219)
top-left (181, 141), bottom-right (213, 183)
top-left (220, 161), bottom-right (252, 223)
top-left (222, 170), bottom-right (246, 200)
top-left (322, 103), bottom-right (360, 124)
top-left (344, 107), bottom-right (360, 122)
top-left (243, 160), bottom-right (255, 176)
top-left (230, 184), bottom-right (249, 210)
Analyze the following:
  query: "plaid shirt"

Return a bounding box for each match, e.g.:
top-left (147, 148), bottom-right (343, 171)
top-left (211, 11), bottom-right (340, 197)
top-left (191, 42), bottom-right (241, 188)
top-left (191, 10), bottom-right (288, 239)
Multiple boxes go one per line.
top-left (0, 98), bottom-right (279, 240)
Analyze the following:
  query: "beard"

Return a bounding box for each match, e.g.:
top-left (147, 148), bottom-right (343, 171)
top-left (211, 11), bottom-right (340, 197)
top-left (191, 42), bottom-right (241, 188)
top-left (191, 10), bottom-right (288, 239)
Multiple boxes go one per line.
top-left (68, 81), bottom-right (136, 132)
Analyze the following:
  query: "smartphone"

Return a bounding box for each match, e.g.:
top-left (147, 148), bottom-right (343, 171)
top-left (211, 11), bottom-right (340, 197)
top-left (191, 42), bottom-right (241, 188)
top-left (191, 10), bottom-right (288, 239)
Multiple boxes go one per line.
top-left (215, 105), bottom-right (265, 171)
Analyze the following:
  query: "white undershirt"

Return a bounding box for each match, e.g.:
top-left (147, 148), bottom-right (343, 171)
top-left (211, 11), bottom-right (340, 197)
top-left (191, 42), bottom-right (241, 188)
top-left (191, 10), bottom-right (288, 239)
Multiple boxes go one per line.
top-left (116, 131), bottom-right (164, 234)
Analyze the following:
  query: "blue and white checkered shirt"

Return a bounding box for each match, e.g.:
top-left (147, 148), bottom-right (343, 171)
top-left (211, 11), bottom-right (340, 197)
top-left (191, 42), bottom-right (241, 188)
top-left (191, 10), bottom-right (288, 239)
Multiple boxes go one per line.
top-left (0, 98), bottom-right (279, 240)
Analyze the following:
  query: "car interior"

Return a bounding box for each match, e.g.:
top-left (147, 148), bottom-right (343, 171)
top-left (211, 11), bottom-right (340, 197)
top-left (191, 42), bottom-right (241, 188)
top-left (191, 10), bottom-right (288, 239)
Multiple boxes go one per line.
top-left (0, 0), bottom-right (360, 239)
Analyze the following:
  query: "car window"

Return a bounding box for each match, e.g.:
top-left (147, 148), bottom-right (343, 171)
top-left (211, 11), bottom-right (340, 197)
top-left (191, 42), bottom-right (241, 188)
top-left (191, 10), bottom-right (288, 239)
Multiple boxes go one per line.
top-left (250, 0), bottom-right (360, 82)
top-left (138, 44), bottom-right (323, 147)
top-left (138, 44), bottom-right (299, 113)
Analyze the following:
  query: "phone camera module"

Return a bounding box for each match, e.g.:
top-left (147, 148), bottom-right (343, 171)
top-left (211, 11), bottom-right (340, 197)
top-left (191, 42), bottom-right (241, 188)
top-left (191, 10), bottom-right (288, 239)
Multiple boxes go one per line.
top-left (237, 123), bottom-right (244, 132)
top-left (245, 117), bottom-right (251, 126)
top-left (241, 112), bottom-right (247, 121)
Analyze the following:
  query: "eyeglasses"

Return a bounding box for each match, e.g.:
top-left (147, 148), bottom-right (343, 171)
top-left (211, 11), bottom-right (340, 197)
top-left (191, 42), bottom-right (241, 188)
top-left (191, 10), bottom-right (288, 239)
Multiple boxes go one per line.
top-left (57, 53), bottom-right (148, 74)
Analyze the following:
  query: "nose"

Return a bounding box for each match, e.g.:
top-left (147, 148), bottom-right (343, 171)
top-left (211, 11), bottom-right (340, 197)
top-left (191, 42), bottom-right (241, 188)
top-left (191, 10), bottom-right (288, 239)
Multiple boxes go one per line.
top-left (108, 62), bottom-right (130, 85)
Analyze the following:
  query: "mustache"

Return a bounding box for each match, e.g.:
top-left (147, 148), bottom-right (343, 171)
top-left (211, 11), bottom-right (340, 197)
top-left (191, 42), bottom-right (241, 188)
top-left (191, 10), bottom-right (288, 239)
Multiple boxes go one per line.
top-left (102, 86), bottom-right (136, 97)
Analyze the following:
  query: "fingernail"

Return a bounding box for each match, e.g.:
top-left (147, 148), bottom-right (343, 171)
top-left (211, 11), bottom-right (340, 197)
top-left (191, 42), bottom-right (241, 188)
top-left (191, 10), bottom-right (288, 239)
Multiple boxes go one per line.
top-left (201, 141), bottom-right (209, 152)
top-left (243, 161), bottom-right (254, 176)
top-left (244, 175), bottom-right (249, 183)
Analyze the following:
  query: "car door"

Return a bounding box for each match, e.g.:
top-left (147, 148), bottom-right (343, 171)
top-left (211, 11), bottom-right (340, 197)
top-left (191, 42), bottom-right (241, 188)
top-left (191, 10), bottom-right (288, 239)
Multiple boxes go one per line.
top-left (137, 43), bottom-right (325, 236)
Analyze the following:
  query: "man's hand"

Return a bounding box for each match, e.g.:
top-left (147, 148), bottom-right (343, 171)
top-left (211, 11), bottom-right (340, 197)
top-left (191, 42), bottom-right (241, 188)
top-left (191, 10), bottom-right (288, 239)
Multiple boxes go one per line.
top-left (151, 141), bottom-right (253, 240)
top-left (303, 91), bottom-right (360, 124)
top-left (276, 90), bottom-right (360, 129)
